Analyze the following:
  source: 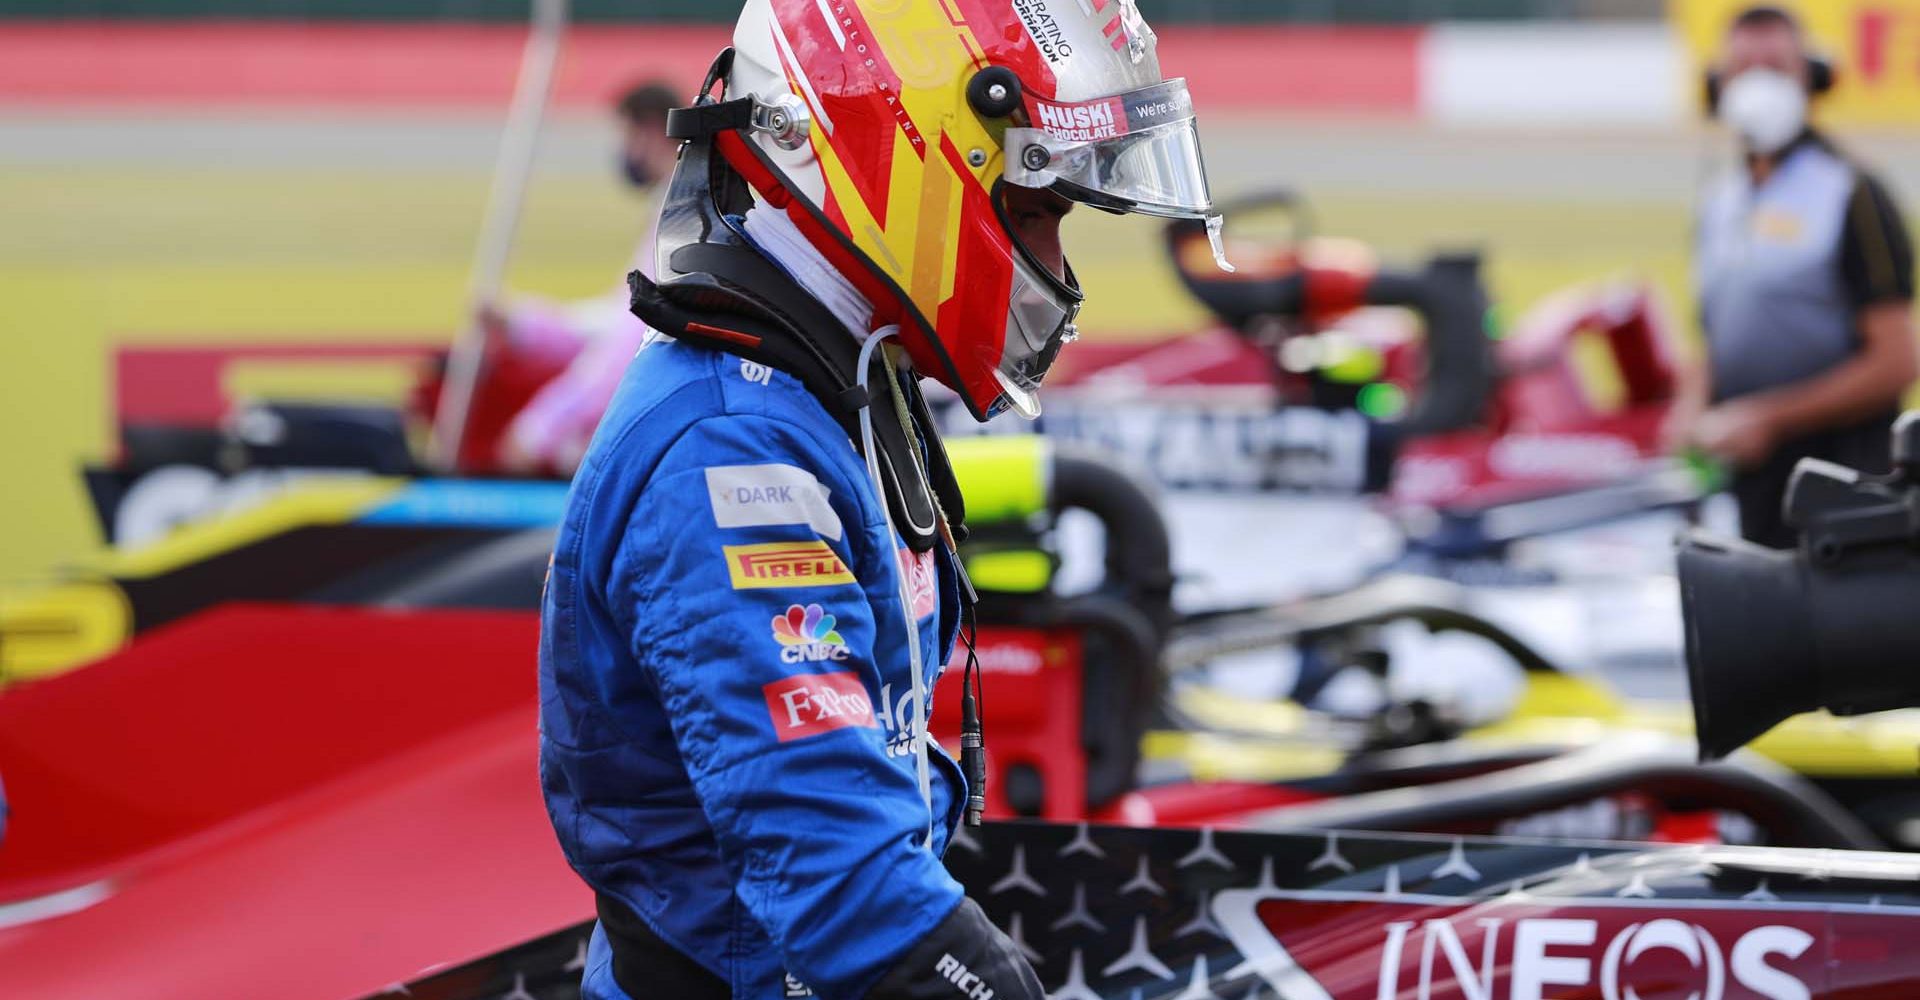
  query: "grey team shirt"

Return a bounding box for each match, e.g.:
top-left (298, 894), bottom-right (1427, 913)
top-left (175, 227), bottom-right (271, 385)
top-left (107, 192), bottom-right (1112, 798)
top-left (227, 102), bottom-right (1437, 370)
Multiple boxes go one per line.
top-left (1696, 136), bottom-right (1914, 402)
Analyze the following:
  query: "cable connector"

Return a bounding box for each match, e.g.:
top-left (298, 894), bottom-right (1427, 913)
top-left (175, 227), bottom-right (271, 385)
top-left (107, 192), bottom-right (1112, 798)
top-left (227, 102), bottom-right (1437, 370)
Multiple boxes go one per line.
top-left (961, 683), bottom-right (987, 827)
top-left (960, 598), bottom-right (987, 827)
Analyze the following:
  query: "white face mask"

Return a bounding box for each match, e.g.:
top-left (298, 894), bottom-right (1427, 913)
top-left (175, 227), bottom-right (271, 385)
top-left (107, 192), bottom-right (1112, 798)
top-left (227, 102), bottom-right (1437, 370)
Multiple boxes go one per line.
top-left (1720, 67), bottom-right (1808, 157)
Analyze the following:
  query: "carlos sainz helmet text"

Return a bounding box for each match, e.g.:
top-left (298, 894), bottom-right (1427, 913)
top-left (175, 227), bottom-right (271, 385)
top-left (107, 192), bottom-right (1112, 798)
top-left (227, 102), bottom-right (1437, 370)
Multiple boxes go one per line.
top-left (717, 0), bottom-right (1228, 421)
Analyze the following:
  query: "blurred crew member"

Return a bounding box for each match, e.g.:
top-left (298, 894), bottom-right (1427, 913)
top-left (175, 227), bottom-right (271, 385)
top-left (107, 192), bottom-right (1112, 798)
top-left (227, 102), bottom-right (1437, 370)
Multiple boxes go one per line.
top-left (537, 1), bottom-right (1227, 997)
top-left (1671, 5), bottom-right (1917, 547)
top-left (482, 80), bottom-right (681, 473)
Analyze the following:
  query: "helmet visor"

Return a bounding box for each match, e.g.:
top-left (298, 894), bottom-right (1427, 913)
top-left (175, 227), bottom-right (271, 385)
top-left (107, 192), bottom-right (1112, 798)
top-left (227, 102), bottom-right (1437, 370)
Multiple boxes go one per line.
top-left (1005, 78), bottom-right (1215, 220)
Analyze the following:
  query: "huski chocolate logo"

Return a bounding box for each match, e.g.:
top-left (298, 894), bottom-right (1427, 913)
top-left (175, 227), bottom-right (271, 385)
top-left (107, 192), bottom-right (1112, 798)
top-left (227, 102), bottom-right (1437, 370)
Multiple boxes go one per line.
top-left (1031, 97), bottom-right (1123, 143)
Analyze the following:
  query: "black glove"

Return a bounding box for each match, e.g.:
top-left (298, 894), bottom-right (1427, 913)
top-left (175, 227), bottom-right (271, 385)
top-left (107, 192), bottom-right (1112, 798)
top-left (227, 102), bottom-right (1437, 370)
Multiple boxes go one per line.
top-left (865, 897), bottom-right (1045, 1000)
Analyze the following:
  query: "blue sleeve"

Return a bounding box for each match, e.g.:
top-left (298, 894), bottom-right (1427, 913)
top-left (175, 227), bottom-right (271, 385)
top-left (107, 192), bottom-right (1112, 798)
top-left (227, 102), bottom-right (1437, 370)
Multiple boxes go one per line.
top-left (608, 412), bottom-right (964, 999)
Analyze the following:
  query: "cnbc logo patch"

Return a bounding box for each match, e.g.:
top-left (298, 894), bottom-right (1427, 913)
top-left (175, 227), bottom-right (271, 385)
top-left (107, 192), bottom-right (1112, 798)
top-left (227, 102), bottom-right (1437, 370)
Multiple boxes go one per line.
top-left (772, 604), bottom-right (850, 664)
top-left (724, 541), bottom-right (856, 590)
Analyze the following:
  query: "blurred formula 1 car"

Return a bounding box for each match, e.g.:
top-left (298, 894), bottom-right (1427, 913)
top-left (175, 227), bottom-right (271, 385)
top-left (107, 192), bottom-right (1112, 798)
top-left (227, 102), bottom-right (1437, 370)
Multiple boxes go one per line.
top-left (385, 821), bottom-right (1920, 1000)
top-left (0, 217), bottom-right (1893, 1000)
top-left (946, 191), bottom-right (1698, 564)
top-left (3, 431), bottom-right (1919, 1000)
top-left (6, 400), bottom-right (1913, 837)
top-left (63, 190), bottom-right (1690, 578)
top-left (0, 313), bottom-right (1907, 998)
top-left (10, 8), bottom-right (1891, 994)
top-left (10, 363), bottom-right (1916, 834)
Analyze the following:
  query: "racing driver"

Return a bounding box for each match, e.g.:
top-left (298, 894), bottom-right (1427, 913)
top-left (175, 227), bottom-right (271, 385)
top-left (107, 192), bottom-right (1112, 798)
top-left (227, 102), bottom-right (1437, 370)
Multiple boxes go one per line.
top-left (538, 1), bottom-right (1228, 997)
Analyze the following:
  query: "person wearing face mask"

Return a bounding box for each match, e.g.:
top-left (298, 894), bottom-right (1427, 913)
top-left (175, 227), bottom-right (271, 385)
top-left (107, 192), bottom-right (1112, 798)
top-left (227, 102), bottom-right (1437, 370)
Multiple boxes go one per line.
top-left (1669, 4), bottom-right (1918, 548)
top-left (475, 80), bottom-right (681, 474)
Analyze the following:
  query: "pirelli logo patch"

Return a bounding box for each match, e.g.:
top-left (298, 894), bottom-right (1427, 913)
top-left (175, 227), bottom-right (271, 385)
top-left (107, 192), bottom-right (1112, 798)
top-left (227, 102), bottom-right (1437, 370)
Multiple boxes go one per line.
top-left (724, 542), bottom-right (856, 590)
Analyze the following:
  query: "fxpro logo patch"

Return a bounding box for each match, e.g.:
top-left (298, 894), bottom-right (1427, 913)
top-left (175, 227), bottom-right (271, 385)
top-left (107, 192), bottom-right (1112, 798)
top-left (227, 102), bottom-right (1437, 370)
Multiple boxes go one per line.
top-left (762, 670), bottom-right (875, 743)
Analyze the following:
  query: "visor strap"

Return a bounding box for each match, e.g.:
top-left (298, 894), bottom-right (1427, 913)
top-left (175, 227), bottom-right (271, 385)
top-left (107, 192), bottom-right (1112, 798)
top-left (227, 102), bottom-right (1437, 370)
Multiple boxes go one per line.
top-left (664, 46), bottom-right (749, 140)
top-left (665, 97), bottom-right (755, 140)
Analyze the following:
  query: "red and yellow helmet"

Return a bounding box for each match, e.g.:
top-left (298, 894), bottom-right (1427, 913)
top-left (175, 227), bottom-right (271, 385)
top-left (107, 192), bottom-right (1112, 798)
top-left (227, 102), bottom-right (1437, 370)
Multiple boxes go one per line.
top-left (719, 0), bottom-right (1226, 421)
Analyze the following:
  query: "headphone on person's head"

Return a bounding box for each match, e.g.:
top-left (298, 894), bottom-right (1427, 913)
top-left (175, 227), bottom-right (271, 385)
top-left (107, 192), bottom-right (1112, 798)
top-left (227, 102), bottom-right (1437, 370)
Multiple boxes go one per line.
top-left (1703, 4), bottom-right (1837, 115)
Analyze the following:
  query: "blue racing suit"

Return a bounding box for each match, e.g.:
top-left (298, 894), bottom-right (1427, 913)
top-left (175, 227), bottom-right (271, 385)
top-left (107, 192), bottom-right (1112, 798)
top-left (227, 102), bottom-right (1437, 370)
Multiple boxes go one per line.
top-left (538, 335), bottom-right (971, 999)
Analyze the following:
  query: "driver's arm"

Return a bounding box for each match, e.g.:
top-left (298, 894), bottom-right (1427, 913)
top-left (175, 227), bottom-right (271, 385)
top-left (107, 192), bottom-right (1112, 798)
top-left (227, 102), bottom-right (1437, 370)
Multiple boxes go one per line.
top-left (611, 413), bottom-right (1042, 1000)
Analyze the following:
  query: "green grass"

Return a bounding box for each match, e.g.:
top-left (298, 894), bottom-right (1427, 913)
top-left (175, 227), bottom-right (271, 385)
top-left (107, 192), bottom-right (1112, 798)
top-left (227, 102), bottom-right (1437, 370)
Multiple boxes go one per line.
top-left (0, 162), bottom-right (1700, 579)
